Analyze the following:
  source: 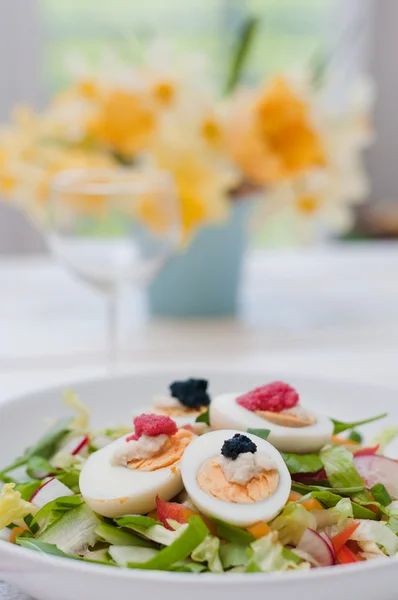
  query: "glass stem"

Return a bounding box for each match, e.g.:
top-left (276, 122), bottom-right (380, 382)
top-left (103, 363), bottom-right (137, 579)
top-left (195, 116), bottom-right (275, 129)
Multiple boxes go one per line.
top-left (106, 287), bottom-right (119, 364)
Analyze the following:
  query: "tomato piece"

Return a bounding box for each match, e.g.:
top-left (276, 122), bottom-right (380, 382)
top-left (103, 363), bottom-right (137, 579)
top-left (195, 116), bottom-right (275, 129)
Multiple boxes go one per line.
top-left (354, 445), bottom-right (380, 457)
top-left (156, 496), bottom-right (217, 534)
top-left (331, 522), bottom-right (360, 554)
top-left (336, 544), bottom-right (362, 564)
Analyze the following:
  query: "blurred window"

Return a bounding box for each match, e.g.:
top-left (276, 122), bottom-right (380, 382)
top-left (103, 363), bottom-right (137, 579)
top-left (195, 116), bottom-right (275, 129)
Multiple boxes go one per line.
top-left (40, 0), bottom-right (335, 93)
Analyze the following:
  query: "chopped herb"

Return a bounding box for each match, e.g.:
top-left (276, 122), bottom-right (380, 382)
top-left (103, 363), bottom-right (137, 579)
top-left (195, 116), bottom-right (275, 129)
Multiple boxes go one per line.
top-left (331, 413), bottom-right (387, 435)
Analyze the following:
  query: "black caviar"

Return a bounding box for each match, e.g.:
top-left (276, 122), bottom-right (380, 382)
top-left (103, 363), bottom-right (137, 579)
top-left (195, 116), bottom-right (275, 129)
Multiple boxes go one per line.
top-left (169, 378), bottom-right (210, 409)
top-left (221, 433), bottom-right (257, 460)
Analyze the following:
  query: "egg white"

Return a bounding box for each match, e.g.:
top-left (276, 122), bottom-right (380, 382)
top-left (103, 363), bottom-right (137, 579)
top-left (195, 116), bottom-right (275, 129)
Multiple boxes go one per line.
top-left (181, 429), bottom-right (291, 527)
top-left (79, 435), bottom-right (184, 518)
top-left (210, 393), bottom-right (334, 454)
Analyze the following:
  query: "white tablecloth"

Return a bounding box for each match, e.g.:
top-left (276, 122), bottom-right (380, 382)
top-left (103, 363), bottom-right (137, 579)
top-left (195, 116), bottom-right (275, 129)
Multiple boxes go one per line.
top-left (2, 240), bottom-right (398, 599)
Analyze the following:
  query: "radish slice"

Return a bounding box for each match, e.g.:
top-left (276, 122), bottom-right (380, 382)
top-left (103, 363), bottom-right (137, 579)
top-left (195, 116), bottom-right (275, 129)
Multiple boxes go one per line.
top-left (30, 478), bottom-right (74, 508)
top-left (297, 528), bottom-right (335, 567)
top-left (354, 454), bottom-right (398, 499)
top-left (60, 435), bottom-right (89, 456)
top-left (319, 531), bottom-right (335, 555)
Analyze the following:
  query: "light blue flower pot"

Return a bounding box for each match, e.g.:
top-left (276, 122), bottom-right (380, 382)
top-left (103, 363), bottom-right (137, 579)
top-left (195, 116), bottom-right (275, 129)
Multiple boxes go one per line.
top-left (148, 201), bottom-right (252, 317)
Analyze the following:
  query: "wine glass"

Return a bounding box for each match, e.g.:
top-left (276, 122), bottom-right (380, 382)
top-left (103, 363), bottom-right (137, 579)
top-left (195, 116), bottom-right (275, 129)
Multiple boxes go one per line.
top-left (48, 166), bottom-right (180, 360)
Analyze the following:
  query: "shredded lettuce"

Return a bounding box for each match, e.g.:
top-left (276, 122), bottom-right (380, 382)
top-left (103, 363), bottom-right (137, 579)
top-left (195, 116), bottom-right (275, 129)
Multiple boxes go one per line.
top-left (127, 516), bottom-right (208, 570)
top-left (320, 446), bottom-right (365, 489)
top-left (219, 542), bottom-right (250, 569)
top-left (51, 452), bottom-right (85, 471)
top-left (191, 535), bottom-right (223, 572)
top-left (247, 532), bottom-right (310, 572)
top-left (115, 516), bottom-right (188, 546)
top-left (214, 519), bottom-right (254, 545)
top-left (281, 452), bottom-right (323, 474)
top-left (0, 483), bottom-right (36, 529)
top-left (63, 390), bottom-right (90, 432)
top-left (270, 503), bottom-right (316, 545)
top-left (350, 520), bottom-right (398, 556)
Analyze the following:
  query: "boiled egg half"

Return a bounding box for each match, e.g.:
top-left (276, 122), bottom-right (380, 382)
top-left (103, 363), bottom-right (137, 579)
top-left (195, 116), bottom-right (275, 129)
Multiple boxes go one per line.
top-left (210, 389), bottom-right (333, 454)
top-left (80, 416), bottom-right (195, 518)
top-left (181, 430), bottom-right (291, 527)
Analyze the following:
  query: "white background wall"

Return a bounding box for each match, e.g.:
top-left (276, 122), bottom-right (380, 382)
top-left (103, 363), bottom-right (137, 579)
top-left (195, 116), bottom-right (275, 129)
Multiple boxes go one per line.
top-left (0, 0), bottom-right (45, 254)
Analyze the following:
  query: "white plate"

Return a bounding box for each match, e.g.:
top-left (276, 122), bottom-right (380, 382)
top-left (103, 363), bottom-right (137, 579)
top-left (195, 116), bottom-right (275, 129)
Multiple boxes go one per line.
top-left (1, 370), bottom-right (398, 600)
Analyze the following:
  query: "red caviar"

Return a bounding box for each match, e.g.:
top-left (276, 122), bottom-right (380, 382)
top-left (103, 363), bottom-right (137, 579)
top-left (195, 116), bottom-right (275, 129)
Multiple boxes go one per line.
top-left (237, 381), bottom-right (299, 413)
top-left (126, 414), bottom-right (178, 441)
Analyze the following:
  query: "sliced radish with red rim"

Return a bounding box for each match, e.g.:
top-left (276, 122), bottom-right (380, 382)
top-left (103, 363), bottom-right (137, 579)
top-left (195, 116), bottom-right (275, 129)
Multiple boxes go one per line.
top-left (30, 478), bottom-right (74, 508)
top-left (60, 435), bottom-right (89, 456)
top-left (354, 454), bottom-right (398, 499)
top-left (297, 528), bottom-right (335, 567)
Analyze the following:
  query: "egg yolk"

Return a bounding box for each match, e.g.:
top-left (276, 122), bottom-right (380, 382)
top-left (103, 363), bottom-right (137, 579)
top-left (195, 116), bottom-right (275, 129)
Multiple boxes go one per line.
top-left (153, 405), bottom-right (208, 418)
top-left (255, 409), bottom-right (315, 428)
top-left (127, 429), bottom-right (195, 472)
top-left (196, 457), bottom-right (279, 504)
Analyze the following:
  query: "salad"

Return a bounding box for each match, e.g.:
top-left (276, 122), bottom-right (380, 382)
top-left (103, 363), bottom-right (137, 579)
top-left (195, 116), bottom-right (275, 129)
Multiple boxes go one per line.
top-left (1, 378), bottom-right (398, 574)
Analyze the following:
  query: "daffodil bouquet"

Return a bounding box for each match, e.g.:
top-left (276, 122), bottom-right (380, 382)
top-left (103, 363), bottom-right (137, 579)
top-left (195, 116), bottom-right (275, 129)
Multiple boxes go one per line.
top-left (0, 20), bottom-right (373, 243)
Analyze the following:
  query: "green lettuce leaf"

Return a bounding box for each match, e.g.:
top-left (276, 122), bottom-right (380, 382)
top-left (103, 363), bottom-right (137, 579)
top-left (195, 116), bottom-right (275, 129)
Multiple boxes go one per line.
top-left (16, 538), bottom-right (79, 559)
top-left (26, 456), bottom-right (57, 480)
top-left (127, 516), bottom-right (208, 570)
top-left (17, 538), bottom-right (114, 565)
top-left (297, 489), bottom-right (378, 520)
top-left (247, 429), bottom-right (270, 441)
top-left (15, 480), bottom-right (41, 501)
top-left (291, 481), bottom-right (365, 497)
top-left (195, 409), bottom-right (210, 425)
top-left (115, 515), bottom-right (160, 529)
top-left (116, 516), bottom-right (187, 546)
top-left (281, 452), bottom-right (323, 474)
top-left (247, 532), bottom-right (309, 573)
top-left (214, 519), bottom-right (254, 545)
top-left (30, 494), bottom-right (83, 528)
top-left (219, 542), bottom-right (250, 569)
top-left (270, 503), bottom-right (316, 545)
top-left (95, 523), bottom-right (156, 548)
top-left (320, 446), bottom-right (365, 489)
top-left (191, 535), bottom-right (223, 572)
top-left (331, 413), bottom-right (387, 435)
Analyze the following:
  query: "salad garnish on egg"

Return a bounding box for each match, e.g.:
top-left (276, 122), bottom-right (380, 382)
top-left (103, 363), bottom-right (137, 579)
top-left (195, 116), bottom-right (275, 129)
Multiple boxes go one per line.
top-left (151, 378), bottom-right (211, 432)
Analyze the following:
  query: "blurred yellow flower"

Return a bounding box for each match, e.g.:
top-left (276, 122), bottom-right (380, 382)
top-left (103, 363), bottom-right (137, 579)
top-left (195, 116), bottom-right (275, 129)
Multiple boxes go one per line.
top-left (151, 81), bottom-right (176, 107)
top-left (226, 77), bottom-right (326, 185)
top-left (90, 89), bottom-right (156, 157)
top-left (150, 115), bottom-right (238, 240)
